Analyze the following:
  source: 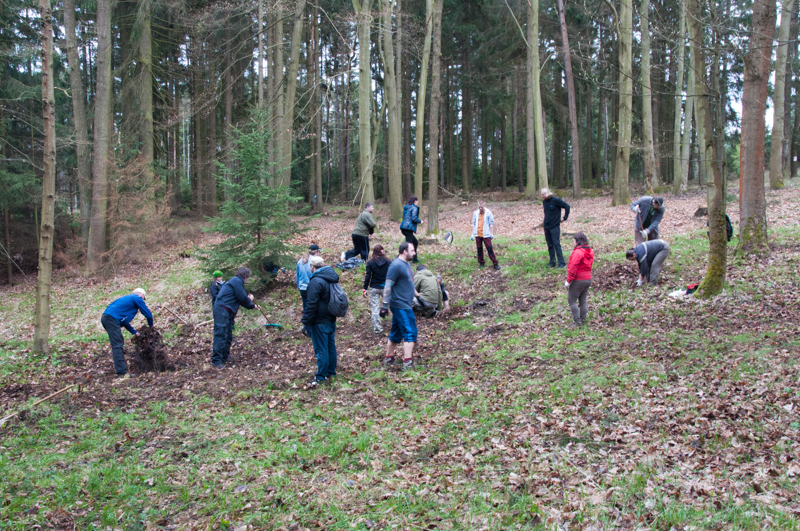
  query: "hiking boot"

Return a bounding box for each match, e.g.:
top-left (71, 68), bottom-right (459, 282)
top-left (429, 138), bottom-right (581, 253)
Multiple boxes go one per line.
top-left (383, 356), bottom-right (395, 367)
top-left (556, 264), bottom-right (566, 269)
top-left (479, 263), bottom-right (485, 269)
top-left (307, 379), bottom-right (320, 389)
top-left (402, 359), bottom-right (415, 371)
top-left (211, 362), bottom-right (224, 369)
top-left (547, 263), bottom-right (556, 268)
top-left (493, 264), bottom-right (501, 271)
top-left (373, 328), bottom-right (384, 334)
top-left (116, 372), bottom-right (137, 379)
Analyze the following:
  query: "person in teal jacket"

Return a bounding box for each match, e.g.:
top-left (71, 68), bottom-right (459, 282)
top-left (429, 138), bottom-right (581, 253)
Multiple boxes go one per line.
top-left (400, 196), bottom-right (423, 263)
top-left (101, 288), bottom-right (153, 377)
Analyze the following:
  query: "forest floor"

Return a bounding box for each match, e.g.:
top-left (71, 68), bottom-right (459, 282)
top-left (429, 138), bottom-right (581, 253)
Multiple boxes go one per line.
top-left (1, 183), bottom-right (800, 531)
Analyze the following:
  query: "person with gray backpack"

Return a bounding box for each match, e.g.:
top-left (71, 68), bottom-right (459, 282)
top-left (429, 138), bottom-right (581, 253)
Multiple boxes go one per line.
top-left (301, 255), bottom-right (346, 386)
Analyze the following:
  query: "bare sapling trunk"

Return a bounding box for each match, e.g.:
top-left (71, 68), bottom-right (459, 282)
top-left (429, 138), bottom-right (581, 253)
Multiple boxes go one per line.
top-left (640, 0), bottom-right (658, 193)
top-left (556, 0), bottom-right (581, 198)
top-left (414, 0), bottom-right (434, 201)
top-left (34, 0), bottom-right (57, 353)
top-left (382, 0), bottom-right (402, 218)
top-left (672, 0), bottom-right (687, 194)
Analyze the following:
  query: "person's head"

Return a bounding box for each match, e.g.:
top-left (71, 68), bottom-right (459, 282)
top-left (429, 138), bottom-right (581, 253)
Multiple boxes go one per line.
top-left (573, 232), bottom-right (589, 247)
top-left (364, 202), bottom-right (374, 213)
top-left (653, 197), bottom-right (664, 210)
top-left (398, 241), bottom-right (416, 261)
top-left (477, 200), bottom-right (485, 214)
top-left (309, 255), bottom-right (325, 272)
top-left (625, 248), bottom-right (636, 261)
top-left (132, 288), bottom-right (147, 300)
top-left (212, 270), bottom-right (223, 279)
top-left (236, 267), bottom-right (252, 280)
top-left (540, 188), bottom-right (552, 200)
top-left (309, 244), bottom-right (322, 256)
top-left (407, 195), bottom-right (418, 206)
top-left (416, 264), bottom-right (427, 272)
top-left (371, 244), bottom-right (386, 260)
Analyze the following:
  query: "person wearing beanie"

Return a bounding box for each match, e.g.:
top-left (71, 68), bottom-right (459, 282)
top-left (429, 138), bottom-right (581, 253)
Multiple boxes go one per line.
top-left (212, 267), bottom-right (260, 368)
top-left (101, 288), bottom-right (153, 377)
top-left (630, 196), bottom-right (665, 245)
top-left (209, 271), bottom-right (225, 306)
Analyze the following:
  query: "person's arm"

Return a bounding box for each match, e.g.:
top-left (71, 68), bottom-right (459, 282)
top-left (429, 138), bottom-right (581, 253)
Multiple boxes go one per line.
top-left (560, 199), bottom-right (570, 222)
top-left (382, 279), bottom-right (394, 309)
top-left (487, 211), bottom-right (494, 234)
top-left (135, 299), bottom-right (154, 327)
top-left (301, 280), bottom-right (319, 325)
top-left (233, 278), bottom-right (255, 309)
top-left (413, 206), bottom-right (422, 224)
top-left (366, 212), bottom-right (377, 228)
top-left (566, 249), bottom-right (580, 283)
top-left (637, 247), bottom-right (650, 281)
top-left (646, 207), bottom-right (664, 232)
top-left (363, 263), bottom-right (373, 291)
top-left (123, 322), bottom-right (137, 335)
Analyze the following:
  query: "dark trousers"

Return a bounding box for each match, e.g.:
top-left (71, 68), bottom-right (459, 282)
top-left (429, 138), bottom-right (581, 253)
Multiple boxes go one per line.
top-left (475, 236), bottom-right (498, 266)
top-left (308, 322), bottom-right (337, 381)
top-left (212, 306), bottom-right (234, 365)
top-left (300, 289), bottom-right (308, 312)
top-left (344, 234), bottom-right (370, 261)
top-left (101, 313), bottom-right (128, 375)
top-left (401, 229), bottom-right (419, 262)
top-left (544, 226), bottom-right (565, 267)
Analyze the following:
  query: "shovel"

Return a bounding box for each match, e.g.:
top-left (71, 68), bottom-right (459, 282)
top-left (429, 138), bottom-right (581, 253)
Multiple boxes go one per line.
top-left (257, 306), bottom-right (283, 330)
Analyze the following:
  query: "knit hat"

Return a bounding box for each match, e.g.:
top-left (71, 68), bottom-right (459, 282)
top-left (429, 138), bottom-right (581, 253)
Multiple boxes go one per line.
top-left (212, 270), bottom-right (223, 278)
top-left (132, 288), bottom-right (147, 300)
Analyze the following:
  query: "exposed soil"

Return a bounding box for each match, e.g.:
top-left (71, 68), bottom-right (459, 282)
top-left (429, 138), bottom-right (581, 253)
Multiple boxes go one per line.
top-left (129, 326), bottom-right (175, 373)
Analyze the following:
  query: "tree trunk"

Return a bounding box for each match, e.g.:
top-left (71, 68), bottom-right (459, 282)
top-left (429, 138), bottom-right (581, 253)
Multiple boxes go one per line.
top-left (481, 111), bottom-right (488, 189)
top-left (461, 50), bottom-right (472, 193)
top-left (402, 40), bottom-right (412, 200)
top-left (528, 0), bottom-right (548, 197)
top-left (34, 0), bottom-right (56, 353)
top-left (769, 0), bottom-right (794, 190)
top-left (640, 0), bottom-right (658, 193)
top-left (427, 0), bottom-right (443, 233)
top-left (738, 0), bottom-right (776, 254)
top-left (501, 113), bottom-right (507, 192)
top-left (414, 0), bottom-right (434, 200)
top-left (382, 0), bottom-right (403, 218)
top-left (257, 0), bottom-right (264, 107)
top-left (585, 83), bottom-right (593, 186)
top-left (687, 0), bottom-right (727, 297)
top-left (138, 0), bottom-right (154, 184)
top-left (353, 0), bottom-right (375, 204)
top-left (313, 0), bottom-right (323, 210)
top-left (64, 0), bottom-right (91, 248)
top-left (672, 0), bottom-right (687, 193)
top-left (556, 0), bottom-right (581, 198)
top-left (613, 0), bottom-right (633, 205)
top-left (278, 0), bottom-right (307, 189)
top-left (87, 0), bottom-right (112, 274)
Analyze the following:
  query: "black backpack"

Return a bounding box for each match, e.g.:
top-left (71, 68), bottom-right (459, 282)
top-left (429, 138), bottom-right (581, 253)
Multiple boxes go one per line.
top-left (328, 282), bottom-right (349, 317)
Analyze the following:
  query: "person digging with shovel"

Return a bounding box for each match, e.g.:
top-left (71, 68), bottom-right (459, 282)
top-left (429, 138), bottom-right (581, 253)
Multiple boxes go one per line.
top-left (211, 267), bottom-right (260, 368)
top-left (101, 288), bottom-right (154, 378)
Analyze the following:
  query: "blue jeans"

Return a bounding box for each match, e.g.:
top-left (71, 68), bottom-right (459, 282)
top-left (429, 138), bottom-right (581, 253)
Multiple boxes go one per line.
top-left (308, 322), bottom-right (337, 381)
top-left (101, 313), bottom-right (128, 375)
top-left (212, 306), bottom-right (234, 365)
top-left (544, 226), bottom-right (565, 267)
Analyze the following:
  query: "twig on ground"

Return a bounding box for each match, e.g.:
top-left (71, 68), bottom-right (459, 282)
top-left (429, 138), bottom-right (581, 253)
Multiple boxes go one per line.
top-left (0, 384), bottom-right (77, 427)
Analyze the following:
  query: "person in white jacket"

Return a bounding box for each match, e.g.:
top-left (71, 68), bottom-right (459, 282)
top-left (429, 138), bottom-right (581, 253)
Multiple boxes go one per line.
top-left (471, 201), bottom-right (500, 270)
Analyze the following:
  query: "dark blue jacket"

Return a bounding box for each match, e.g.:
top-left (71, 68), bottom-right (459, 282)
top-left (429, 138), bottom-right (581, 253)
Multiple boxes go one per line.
top-left (302, 266), bottom-right (341, 326)
top-left (209, 279), bottom-right (225, 305)
top-left (103, 294), bottom-right (153, 335)
top-left (400, 204), bottom-right (422, 233)
top-left (213, 276), bottom-right (255, 315)
top-left (634, 240), bottom-right (667, 281)
top-left (542, 196), bottom-right (570, 229)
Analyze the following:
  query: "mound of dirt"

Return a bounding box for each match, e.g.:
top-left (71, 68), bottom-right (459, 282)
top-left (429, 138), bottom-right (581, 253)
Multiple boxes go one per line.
top-left (130, 326), bottom-right (175, 373)
top-left (592, 263), bottom-right (639, 291)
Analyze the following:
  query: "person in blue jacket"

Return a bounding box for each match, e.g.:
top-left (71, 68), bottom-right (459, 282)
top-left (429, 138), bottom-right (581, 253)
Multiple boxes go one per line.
top-left (211, 267), bottom-right (261, 368)
top-left (101, 288), bottom-right (153, 377)
top-left (399, 196), bottom-right (423, 263)
top-left (296, 244), bottom-right (321, 312)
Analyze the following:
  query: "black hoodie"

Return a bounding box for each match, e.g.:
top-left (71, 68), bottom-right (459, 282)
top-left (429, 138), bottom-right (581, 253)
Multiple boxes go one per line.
top-left (302, 266), bottom-right (341, 326)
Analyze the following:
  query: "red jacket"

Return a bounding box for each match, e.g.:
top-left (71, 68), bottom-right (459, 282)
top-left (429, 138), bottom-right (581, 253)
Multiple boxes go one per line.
top-left (567, 245), bottom-right (594, 282)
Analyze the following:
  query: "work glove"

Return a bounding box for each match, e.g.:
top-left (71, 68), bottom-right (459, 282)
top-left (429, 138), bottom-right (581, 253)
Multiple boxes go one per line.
top-left (379, 308), bottom-right (389, 319)
top-left (636, 278), bottom-right (644, 287)
top-left (470, 234), bottom-right (475, 241)
top-left (633, 204), bottom-right (641, 213)
top-left (640, 229), bottom-right (649, 240)
top-left (564, 281), bottom-right (570, 288)
top-left (362, 289), bottom-right (368, 298)
top-left (302, 325), bottom-right (310, 337)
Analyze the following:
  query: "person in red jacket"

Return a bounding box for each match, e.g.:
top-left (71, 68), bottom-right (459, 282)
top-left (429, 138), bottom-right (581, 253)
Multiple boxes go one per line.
top-left (565, 232), bottom-right (594, 327)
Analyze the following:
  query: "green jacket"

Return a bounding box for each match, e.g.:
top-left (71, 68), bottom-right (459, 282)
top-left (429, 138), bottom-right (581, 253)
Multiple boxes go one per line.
top-left (352, 210), bottom-right (377, 237)
top-left (414, 269), bottom-right (443, 310)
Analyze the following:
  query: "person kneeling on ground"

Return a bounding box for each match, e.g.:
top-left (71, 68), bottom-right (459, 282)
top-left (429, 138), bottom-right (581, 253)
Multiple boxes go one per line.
top-left (209, 271), bottom-right (225, 306)
top-left (630, 195), bottom-right (665, 245)
top-left (626, 240), bottom-right (671, 287)
top-left (362, 245), bottom-right (390, 334)
top-left (381, 242), bottom-right (418, 370)
top-left (301, 255), bottom-right (340, 386)
top-left (101, 288), bottom-right (154, 378)
top-left (212, 267), bottom-right (260, 368)
top-left (413, 265), bottom-right (443, 318)
top-left (565, 232), bottom-right (594, 327)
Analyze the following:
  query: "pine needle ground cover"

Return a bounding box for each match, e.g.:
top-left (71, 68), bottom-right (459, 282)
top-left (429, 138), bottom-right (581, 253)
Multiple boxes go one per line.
top-left (1, 186), bottom-right (799, 530)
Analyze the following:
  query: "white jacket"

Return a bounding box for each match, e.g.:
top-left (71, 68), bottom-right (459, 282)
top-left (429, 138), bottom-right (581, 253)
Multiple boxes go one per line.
top-left (472, 208), bottom-right (494, 238)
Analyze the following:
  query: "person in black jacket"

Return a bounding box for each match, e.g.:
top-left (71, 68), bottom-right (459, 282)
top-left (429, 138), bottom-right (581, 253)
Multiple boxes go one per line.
top-left (209, 270), bottom-right (225, 306)
top-left (362, 245), bottom-right (390, 333)
top-left (301, 256), bottom-right (341, 385)
top-left (211, 267), bottom-right (260, 368)
top-left (540, 188), bottom-right (570, 268)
